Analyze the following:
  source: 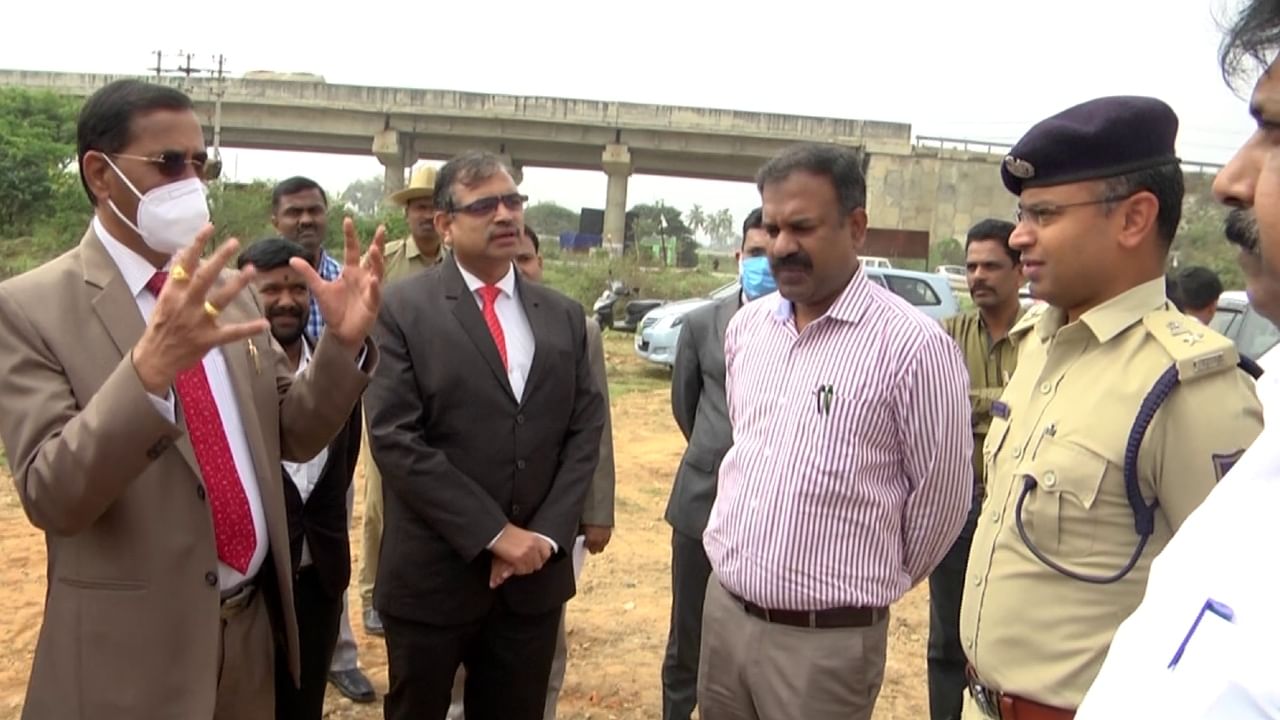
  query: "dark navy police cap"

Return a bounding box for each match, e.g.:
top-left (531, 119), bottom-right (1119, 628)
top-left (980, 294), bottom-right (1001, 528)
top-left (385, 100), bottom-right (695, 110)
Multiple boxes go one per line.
top-left (1001, 96), bottom-right (1180, 195)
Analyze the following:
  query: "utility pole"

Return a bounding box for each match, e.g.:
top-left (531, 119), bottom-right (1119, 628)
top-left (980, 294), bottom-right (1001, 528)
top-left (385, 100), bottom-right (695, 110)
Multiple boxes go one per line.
top-left (146, 51), bottom-right (228, 180)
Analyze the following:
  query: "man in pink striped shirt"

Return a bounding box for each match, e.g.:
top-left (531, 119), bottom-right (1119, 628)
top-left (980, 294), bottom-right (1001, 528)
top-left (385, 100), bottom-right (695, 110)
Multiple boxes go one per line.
top-left (697, 143), bottom-right (973, 720)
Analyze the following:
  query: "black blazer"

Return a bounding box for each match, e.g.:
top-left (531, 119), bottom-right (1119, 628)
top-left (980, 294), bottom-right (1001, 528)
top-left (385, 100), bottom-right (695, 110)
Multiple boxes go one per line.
top-left (365, 257), bottom-right (605, 625)
top-left (281, 339), bottom-right (363, 599)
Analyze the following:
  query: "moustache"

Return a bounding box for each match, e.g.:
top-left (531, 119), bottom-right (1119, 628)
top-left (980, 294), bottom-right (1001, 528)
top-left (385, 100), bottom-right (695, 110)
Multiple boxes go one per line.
top-left (487, 223), bottom-right (520, 243)
top-left (268, 306), bottom-right (304, 320)
top-left (1225, 208), bottom-right (1260, 254)
top-left (770, 253), bottom-right (813, 272)
top-left (970, 283), bottom-right (992, 293)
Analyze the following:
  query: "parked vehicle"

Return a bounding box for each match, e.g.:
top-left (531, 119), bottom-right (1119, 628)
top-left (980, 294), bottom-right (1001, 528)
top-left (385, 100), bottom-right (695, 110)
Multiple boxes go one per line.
top-left (635, 268), bottom-right (960, 368)
top-left (861, 256), bottom-right (893, 269)
top-left (1211, 291), bottom-right (1280, 365)
top-left (936, 264), bottom-right (967, 294)
top-left (592, 279), bottom-right (664, 333)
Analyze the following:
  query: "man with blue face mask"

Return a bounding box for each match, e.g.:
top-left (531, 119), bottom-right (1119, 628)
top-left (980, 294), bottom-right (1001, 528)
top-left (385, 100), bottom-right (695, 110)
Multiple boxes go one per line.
top-left (0, 79), bottom-right (386, 720)
top-left (661, 207), bottom-right (770, 720)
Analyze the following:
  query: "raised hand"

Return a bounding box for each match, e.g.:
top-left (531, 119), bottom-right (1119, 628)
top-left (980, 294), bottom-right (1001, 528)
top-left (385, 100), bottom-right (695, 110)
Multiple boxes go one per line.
top-left (132, 225), bottom-right (268, 395)
top-left (289, 217), bottom-right (386, 352)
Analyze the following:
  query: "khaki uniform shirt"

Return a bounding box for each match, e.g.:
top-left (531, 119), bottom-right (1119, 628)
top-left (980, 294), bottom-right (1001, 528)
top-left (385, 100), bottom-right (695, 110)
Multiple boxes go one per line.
top-left (960, 277), bottom-right (1263, 711)
top-left (943, 306), bottom-right (1025, 497)
top-left (382, 236), bottom-right (445, 285)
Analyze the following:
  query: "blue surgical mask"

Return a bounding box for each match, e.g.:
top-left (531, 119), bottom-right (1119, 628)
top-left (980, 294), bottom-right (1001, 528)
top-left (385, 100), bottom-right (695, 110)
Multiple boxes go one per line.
top-left (740, 255), bottom-right (777, 300)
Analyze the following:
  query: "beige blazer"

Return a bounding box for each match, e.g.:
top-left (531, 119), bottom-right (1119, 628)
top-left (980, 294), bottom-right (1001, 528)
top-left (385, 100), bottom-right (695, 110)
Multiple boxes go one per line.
top-left (0, 227), bottom-right (374, 719)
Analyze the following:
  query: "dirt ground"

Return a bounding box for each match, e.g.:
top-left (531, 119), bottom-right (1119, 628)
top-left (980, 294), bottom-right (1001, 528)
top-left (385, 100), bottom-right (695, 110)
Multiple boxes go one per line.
top-left (0, 334), bottom-right (931, 719)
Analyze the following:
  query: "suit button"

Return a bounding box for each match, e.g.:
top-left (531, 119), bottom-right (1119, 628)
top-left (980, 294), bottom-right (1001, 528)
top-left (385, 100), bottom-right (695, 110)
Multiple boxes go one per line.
top-left (517, 460), bottom-right (526, 470)
top-left (512, 504), bottom-right (522, 516)
top-left (516, 414), bottom-right (525, 425)
top-left (196, 485), bottom-right (206, 501)
top-left (205, 571), bottom-right (218, 587)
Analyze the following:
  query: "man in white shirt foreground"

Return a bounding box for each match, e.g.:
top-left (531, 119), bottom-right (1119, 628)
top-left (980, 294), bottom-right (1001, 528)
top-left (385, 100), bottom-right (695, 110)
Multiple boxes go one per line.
top-left (239, 237), bottom-right (365, 720)
top-left (1078, 3), bottom-right (1280, 715)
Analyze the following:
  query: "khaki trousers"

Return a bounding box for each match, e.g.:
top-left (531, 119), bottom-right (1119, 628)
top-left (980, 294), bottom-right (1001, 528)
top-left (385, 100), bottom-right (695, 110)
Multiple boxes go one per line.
top-left (696, 577), bottom-right (888, 720)
top-left (213, 587), bottom-right (275, 720)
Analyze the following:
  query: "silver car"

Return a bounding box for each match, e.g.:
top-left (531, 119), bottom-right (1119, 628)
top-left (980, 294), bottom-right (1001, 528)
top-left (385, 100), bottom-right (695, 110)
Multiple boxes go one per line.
top-left (635, 268), bottom-right (960, 368)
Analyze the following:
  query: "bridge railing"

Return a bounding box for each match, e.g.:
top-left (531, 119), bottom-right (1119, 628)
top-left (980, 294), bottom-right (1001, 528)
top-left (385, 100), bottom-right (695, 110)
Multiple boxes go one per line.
top-left (914, 135), bottom-right (1225, 176)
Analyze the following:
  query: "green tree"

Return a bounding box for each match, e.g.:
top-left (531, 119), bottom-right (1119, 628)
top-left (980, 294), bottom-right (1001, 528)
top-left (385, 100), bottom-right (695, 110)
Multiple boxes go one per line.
top-left (0, 88), bottom-right (78, 237)
top-left (525, 201), bottom-right (580, 240)
top-left (1172, 191), bottom-right (1243, 289)
top-left (933, 238), bottom-right (965, 267)
top-left (339, 175), bottom-right (385, 216)
top-left (685, 204), bottom-right (707, 242)
top-left (630, 202), bottom-right (693, 265)
top-left (705, 208), bottom-right (735, 248)
top-left (208, 181), bottom-right (276, 248)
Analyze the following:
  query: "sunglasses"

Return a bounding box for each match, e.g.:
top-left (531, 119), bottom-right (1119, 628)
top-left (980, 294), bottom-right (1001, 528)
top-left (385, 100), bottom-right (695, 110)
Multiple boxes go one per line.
top-left (112, 150), bottom-right (209, 179)
top-left (447, 192), bottom-right (528, 216)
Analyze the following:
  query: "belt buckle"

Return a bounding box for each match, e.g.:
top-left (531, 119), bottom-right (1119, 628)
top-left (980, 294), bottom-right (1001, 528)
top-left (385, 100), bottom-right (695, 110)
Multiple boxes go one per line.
top-left (965, 670), bottom-right (1001, 719)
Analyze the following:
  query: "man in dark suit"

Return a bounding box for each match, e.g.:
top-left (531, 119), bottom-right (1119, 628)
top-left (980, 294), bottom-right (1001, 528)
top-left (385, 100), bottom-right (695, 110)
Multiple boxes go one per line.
top-left (237, 238), bottom-right (363, 720)
top-left (662, 208), bottom-right (772, 720)
top-left (0, 79), bottom-right (383, 720)
top-left (366, 150), bottom-right (606, 720)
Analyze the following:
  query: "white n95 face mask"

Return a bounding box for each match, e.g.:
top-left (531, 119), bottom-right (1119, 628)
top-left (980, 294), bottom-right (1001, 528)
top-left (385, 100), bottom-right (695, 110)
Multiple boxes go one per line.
top-left (102, 154), bottom-right (210, 256)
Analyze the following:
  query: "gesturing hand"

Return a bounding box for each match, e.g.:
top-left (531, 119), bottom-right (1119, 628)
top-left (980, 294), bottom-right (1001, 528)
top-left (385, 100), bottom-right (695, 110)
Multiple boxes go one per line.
top-left (133, 225), bottom-right (268, 395)
top-left (289, 217), bottom-right (386, 352)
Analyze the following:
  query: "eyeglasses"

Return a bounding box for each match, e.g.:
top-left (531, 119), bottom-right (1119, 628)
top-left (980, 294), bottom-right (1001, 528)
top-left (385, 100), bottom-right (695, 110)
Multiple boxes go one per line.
top-left (112, 150), bottom-right (209, 179)
top-left (447, 193), bottom-right (528, 216)
top-left (1015, 194), bottom-right (1133, 226)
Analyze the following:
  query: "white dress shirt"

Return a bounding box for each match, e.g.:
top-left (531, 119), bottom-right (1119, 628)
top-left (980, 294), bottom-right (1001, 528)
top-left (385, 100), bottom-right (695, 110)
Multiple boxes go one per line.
top-left (95, 217), bottom-right (268, 591)
top-left (455, 261), bottom-right (558, 554)
top-left (280, 339), bottom-right (328, 567)
top-left (456, 261), bottom-right (536, 401)
top-left (1077, 423), bottom-right (1280, 718)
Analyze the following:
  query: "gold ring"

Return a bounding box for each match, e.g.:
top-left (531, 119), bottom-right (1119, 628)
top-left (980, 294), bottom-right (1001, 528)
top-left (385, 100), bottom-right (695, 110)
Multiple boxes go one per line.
top-left (170, 265), bottom-right (191, 282)
top-left (203, 301), bottom-right (220, 319)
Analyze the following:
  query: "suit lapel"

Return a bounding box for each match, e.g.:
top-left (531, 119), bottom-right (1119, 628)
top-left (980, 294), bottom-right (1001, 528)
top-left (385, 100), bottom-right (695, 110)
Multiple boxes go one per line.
top-left (81, 228), bottom-right (204, 477)
top-left (444, 259), bottom-right (517, 401)
top-left (518, 275), bottom-right (553, 408)
top-left (712, 293), bottom-right (738, 361)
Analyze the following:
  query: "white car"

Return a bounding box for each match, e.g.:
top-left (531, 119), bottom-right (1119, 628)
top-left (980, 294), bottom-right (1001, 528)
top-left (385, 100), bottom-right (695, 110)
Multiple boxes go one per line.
top-left (861, 256), bottom-right (893, 269)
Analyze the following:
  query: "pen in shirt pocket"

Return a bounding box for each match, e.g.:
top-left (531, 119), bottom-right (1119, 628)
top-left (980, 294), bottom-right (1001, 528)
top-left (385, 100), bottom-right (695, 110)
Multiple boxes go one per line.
top-left (814, 383), bottom-right (834, 416)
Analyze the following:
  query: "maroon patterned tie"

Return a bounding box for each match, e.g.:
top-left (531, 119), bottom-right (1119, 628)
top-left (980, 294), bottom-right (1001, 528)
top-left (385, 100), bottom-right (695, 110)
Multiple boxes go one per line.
top-left (146, 272), bottom-right (256, 573)
top-left (479, 285), bottom-right (509, 370)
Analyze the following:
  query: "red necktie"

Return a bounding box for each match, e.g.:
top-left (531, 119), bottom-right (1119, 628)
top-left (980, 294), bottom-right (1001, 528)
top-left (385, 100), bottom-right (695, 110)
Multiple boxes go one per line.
top-left (146, 272), bottom-right (257, 574)
top-left (478, 285), bottom-right (508, 371)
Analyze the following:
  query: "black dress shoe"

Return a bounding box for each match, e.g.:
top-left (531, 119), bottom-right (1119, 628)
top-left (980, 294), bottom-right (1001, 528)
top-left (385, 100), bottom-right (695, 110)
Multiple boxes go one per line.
top-left (363, 607), bottom-right (385, 637)
top-left (328, 668), bottom-right (376, 703)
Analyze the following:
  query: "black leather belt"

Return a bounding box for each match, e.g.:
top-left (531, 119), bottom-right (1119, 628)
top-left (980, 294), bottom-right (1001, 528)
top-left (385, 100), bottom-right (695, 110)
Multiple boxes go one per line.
top-left (726, 589), bottom-right (887, 629)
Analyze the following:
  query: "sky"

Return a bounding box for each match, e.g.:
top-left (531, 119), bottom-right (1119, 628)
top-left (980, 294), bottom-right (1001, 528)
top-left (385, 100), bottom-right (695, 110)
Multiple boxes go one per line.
top-left (0, 0), bottom-right (1260, 233)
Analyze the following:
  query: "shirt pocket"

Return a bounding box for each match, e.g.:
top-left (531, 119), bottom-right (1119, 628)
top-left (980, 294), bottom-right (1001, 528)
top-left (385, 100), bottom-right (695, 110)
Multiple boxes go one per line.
top-left (1020, 436), bottom-right (1109, 559)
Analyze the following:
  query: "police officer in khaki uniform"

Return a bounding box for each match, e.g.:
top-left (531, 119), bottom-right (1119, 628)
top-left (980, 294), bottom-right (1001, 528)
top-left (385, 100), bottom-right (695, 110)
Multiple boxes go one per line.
top-left (357, 164), bottom-right (446, 635)
top-left (959, 96), bottom-right (1264, 719)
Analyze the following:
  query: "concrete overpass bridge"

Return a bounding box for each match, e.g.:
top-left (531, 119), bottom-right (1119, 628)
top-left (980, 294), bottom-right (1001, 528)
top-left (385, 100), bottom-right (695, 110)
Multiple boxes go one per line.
top-left (0, 69), bottom-right (1222, 253)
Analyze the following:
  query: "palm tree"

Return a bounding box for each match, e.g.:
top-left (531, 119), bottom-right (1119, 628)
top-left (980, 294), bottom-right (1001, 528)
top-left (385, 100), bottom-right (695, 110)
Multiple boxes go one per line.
top-left (686, 204), bottom-right (707, 243)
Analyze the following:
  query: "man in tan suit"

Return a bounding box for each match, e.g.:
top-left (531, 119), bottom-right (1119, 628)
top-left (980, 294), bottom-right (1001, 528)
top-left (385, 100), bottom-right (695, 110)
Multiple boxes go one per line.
top-left (0, 79), bottom-right (384, 720)
top-left (446, 225), bottom-right (615, 720)
top-left (358, 163), bottom-right (447, 636)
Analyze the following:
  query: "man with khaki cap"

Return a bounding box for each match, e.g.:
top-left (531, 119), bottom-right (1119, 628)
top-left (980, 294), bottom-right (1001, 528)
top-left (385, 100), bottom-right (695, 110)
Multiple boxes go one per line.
top-left (358, 164), bottom-right (447, 635)
top-left (959, 96), bottom-right (1263, 719)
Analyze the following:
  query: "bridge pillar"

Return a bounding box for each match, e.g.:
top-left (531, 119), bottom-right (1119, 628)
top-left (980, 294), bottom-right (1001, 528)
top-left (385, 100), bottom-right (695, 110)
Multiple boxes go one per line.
top-left (373, 129), bottom-right (409, 193)
top-left (601, 144), bottom-right (631, 256)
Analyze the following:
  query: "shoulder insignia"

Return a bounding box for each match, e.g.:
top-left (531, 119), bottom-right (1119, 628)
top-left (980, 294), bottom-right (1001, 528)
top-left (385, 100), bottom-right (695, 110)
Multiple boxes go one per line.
top-left (1212, 449), bottom-right (1245, 482)
top-left (1142, 310), bottom-right (1240, 382)
top-left (1010, 302), bottom-right (1049, 340)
